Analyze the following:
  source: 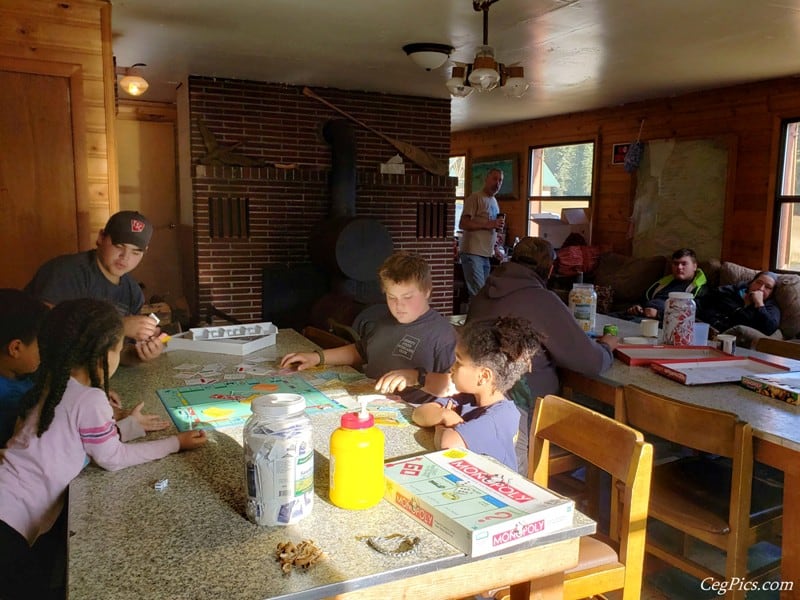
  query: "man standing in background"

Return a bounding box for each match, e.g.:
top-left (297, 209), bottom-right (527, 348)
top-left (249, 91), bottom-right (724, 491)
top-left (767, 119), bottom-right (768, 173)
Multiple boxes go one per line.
top-left (458, 168), bottom-right (506, 298)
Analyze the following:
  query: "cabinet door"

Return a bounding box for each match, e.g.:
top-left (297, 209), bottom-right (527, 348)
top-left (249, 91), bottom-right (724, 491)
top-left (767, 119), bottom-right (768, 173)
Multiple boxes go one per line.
top-left (0, 69), bottom-right (79, 287)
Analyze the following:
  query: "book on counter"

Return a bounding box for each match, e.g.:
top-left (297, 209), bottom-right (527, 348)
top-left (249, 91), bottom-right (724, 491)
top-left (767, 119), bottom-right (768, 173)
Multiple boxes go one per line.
top-left (650, 356), bottom-right (788, 385)
top-left (384, 448), bottom-right (574, 557)
top-left (740, 371), bottom-right (800, 405)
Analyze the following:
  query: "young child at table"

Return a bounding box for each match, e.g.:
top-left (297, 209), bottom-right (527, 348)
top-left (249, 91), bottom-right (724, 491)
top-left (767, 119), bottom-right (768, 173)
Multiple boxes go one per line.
top-left (0, 298), bottom-right (207, 600)
top-left (0, 289), bottom-right (49, 447)
top-left (280, 252), bottom-right (456, 402)
top-left (412, 316), bottom-right (542, 471)
top-left (0, 288), bottom-right (168, 449)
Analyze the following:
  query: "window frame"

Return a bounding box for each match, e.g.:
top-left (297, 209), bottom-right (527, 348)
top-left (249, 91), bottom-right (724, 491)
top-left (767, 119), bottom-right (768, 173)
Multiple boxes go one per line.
top-left (527, 139), bottom-right (597, 237)
top-left (772, 118), bottom-right (800, 273)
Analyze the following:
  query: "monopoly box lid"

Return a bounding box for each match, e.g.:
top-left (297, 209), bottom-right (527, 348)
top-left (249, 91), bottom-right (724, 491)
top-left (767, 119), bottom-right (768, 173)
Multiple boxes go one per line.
top-left (384, 448), bottom-right (574, 557)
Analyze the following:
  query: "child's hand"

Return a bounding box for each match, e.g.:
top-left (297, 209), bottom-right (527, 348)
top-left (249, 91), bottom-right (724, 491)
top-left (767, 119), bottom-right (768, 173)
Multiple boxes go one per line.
top-left (130, 402), bottom-right (170, 432)
top-left (177, 430), bottom-right (207, 450)
top-left (279, 352), bottom-right (316, 370)
top-left (374, 369), bottom-right (415, 394)
top-left (108, 391), bottom-right (132, 420)
top-left (440, 399), bottom-right (464, 427)
top-left (134, 338), bottom-right (164, 362)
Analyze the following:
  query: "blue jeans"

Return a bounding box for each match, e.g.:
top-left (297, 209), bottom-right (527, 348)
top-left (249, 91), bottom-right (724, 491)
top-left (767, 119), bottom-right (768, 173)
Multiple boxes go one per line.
top-left (460, 253), bottom-right (491, 297)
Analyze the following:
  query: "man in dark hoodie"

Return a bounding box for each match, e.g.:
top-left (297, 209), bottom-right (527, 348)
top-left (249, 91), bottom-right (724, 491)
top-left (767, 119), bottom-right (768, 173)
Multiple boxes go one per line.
top-left (467, 236), bottom-right (619, 473)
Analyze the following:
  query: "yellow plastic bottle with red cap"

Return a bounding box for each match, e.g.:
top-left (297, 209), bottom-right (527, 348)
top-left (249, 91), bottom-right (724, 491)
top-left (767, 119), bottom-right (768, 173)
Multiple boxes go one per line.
top-left (329, 397), bottom-right (385, 509)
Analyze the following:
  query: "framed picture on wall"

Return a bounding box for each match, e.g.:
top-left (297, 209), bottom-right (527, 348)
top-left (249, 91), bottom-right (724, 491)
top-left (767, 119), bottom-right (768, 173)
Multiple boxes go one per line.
top-left (470, 154), bottom-right (519, 200)
top-left (612, 143), bottom-right (630, 165)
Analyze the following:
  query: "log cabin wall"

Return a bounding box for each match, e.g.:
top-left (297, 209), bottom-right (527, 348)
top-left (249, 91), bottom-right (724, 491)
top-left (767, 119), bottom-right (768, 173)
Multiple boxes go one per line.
top-left (188, 77), bottom-right (454, 323)
top-left (451, 76), bottom-right (800, 268)
top-left (0, 0), bottom-right (118, 249)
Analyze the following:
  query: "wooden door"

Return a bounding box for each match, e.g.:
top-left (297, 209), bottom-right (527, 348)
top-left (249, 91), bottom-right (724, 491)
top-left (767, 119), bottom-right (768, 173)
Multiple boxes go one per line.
top-left (0, 69), bottom-right (80, 287)
top-left (116, 118), bottom-right (182, 303)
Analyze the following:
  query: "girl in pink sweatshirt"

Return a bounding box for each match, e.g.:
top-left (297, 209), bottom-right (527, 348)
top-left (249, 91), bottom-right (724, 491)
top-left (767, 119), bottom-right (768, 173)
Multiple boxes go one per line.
top-left (0, 298), bottom-right (207, 599)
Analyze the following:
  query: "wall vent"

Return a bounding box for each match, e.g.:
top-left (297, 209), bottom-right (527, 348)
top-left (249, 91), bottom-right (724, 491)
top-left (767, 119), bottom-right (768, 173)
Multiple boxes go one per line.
top-left (416, 202), bottom-right (448, 238)
top-left (209, 197), bottom-right (250, 239)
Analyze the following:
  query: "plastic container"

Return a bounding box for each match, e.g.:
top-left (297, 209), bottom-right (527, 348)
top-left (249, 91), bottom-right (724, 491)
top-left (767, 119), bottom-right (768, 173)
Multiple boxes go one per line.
top-left (661, 292), bottom-right (696, 346)
top-left (569, 282), bottom-right (597, 333)
top-left (244, 393), bottom-right (314, 526)
top-left (329, 398), bottom-right (385, 510)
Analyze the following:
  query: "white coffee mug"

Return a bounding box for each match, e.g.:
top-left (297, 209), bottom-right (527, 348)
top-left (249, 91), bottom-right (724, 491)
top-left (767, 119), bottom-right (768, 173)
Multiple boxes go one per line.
top-left (641, 319), bottom-right (659, 338)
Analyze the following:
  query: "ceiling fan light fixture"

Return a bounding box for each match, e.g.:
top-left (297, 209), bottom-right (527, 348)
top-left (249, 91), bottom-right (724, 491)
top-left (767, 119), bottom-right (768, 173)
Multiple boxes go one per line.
top-left (403, 43), bottom-right (454, 71)
top-left (502, 65), bottom-right (529, 98)
top-left (446, 65), bottom-right (474, 98)
top-left (468, 46), bottom-right (500, 91)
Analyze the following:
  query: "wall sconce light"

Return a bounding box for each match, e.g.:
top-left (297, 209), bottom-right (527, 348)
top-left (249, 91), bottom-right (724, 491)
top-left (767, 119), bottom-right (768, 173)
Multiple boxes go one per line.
top-left (119, 63), bottom-right (149, 97)
top-left (402, 43), bottom-right (454, 71)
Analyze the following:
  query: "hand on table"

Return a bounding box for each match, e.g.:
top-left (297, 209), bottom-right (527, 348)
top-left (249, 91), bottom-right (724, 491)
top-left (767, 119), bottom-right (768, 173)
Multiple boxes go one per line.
top-left (177, 430), bottom-right (207, 450)
top-left (108, 391), bottom-right (131, 420)
top-left (642, 307), bottom-right (658, 318)
top-left (130, 402), bottom-right (170, 432)
top-left (627, 305), bottom-right (644, 316)
top-left (374, 369), bottom-right (416, 394)
top-left (279, 352), bottom-right (319, 370)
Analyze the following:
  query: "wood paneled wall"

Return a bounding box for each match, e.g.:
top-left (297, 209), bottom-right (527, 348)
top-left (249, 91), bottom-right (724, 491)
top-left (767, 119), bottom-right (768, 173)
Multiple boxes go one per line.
top-left (452, 77), bottom-right (800, 269)
top-left (0, 0), bottom-right (117, 249)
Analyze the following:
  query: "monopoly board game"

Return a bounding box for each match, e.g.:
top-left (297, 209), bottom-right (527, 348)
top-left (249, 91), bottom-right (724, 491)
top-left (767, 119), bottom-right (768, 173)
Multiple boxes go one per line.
top-left (157, 375), bottom-right (345, 431)
top-left (384, 449), bottom-right (574, 556)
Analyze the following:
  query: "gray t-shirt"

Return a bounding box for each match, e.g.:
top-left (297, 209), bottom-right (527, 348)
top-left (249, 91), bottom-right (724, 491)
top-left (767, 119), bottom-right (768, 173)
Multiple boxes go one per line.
top-left (25, 250), bottom-right (144, 317)
top-left (356, 308), bottom-right (456, 379)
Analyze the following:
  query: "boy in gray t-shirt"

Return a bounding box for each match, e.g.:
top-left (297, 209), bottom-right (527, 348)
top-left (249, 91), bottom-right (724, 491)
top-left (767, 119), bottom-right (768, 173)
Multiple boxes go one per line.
top-left (280, 252), bottom-right (456, 398)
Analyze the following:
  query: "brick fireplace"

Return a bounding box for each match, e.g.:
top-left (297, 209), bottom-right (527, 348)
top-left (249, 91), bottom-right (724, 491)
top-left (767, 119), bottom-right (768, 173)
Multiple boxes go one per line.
top-left (188, 77), bottom-right (455, 326)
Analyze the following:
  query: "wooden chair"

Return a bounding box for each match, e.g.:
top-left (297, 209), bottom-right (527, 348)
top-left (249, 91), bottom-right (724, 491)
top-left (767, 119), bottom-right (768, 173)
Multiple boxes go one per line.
top-left (620, 384), bottom-right (783, 599)
top-left (327, 317), bottom-right (360, 344)
top-left (754, 336), bottom-right (800, 360)
top-left (301, 326), bottom-right (350, 349)
top-left (494, 394), bottom-right (653, 600)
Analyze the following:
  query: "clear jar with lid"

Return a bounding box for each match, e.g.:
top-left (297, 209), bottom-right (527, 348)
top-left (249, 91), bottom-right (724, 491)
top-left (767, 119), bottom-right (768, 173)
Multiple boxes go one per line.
top-left (244, 393), bottom-right (314, 526)
top-left (662, 291), bottom-right (696, 346)
top-left (569, 282), bottom-right (597, 333)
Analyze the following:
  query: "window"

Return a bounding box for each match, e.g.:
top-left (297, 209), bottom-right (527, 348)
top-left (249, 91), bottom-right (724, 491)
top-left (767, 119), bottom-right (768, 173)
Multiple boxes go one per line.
top-left (450, 155), bottom-right (466, 234)
top-left (774, 120), bottom-right (800, 271)
top-left (528, 142), bottom-right (594, 237)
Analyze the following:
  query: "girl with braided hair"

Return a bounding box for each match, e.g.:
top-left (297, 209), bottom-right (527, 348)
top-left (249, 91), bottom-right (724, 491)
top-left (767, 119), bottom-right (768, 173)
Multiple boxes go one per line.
top-left (0, 298), bottom-right (206, 599)
top-left (412, 316), bottom-right (542, 470)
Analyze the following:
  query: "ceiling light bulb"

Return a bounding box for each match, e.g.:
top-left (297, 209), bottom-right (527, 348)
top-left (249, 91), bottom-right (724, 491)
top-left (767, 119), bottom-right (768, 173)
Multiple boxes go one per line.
top-left (468, 46), bottom-right (500, 92)
top-left (502, 66), bottom-right (529, 98)
top-left (446, 66), bottom-right (474, 98)
top-left (120, 74), bottom-right (149, 96)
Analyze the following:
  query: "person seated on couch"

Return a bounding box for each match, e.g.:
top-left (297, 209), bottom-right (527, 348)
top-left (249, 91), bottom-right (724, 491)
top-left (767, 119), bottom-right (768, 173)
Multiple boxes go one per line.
top-left (697, 271), bottom-right (781, 336)
top-left (626, 248), bottom-right (707, 320)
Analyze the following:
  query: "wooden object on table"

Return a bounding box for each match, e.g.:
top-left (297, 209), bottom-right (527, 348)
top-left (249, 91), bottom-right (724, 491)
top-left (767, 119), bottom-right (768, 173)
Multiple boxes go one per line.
top-left (302, 325), bottom-right (351, 349)
top-left (621, 385), bottom-right (783, 598)
top-left (754, 336), bottom-right (800, 360)
top-left (495, 394), bottom-right (653, 600)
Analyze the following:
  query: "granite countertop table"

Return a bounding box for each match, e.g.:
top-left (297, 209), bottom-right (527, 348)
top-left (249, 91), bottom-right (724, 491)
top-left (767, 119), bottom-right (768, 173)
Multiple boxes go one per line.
top-left (68, 329), bottom-right (594, 600)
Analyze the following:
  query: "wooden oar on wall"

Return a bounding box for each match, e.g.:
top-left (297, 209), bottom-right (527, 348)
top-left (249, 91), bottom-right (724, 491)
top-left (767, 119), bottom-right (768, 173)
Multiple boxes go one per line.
top-left (302, 87), bottom-right (449, 176)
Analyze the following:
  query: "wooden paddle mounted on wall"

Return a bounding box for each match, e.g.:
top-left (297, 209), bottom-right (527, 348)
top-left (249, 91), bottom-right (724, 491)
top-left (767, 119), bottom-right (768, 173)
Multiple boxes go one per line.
top-left (302, 87), bottom-right (449, 176)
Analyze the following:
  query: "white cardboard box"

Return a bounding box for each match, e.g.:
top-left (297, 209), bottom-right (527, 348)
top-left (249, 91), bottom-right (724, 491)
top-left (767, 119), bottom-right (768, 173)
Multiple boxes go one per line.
top-left (165, 322), bottom-right (277, 355)
top-left (384, 448), bottom-right (574, 557)
top-left (531, 208), bottom-right (590, 248)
